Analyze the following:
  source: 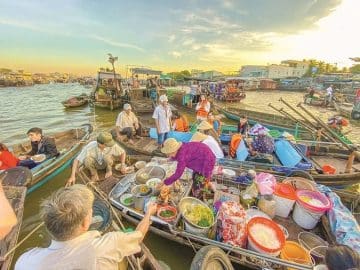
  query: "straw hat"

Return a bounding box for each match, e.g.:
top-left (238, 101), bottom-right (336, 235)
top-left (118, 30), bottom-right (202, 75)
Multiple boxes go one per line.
top-left (97, 132), bottom-right (115, 147)
top-left (161, 138), bottom-right (182, 154)
top-left (191, 132), bottom-right (208, 142)
top-left (197, 120), bottom-right (213, 131)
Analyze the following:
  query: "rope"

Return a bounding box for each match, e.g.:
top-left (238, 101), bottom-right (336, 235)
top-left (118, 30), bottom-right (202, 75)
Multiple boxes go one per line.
top-left (185, 236), bottom-right (198, 253)
top-left (1, 222), bottom-right (44, 260)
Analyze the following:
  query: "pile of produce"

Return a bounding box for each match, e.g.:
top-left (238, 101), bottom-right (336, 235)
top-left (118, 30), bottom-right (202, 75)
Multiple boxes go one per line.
top-left (183, 204), bottom-right (214, 228)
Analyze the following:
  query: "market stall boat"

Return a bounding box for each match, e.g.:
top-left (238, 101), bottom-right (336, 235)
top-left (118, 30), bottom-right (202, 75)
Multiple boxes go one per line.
top-left (90, 71), bottom-right (123, 111)
top-left (76, 154), bottom-right (167, 270)
top-left (4, 124), bottom-right (92, 194)
top-left (0, 186), bottom-right (26, 270)
top-left (105, 158), bottom-right (359, 270)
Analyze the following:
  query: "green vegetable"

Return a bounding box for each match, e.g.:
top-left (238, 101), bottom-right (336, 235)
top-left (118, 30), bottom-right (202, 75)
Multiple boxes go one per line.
top-left (198, 218), bottom-right (210, 227)
top-left (160, 210), bottom-right (175, 218)
top-left (123, 197), bottom-right (133, 205)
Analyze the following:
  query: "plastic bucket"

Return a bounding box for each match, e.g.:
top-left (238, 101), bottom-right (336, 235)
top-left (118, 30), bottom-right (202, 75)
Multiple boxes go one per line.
top-left (280, 241), bottom-right (312, 270)
top-left (293, 202), bottom-right (323, 229)
top-left (296, 190), bottom-right (331, 213)
top-left (322, 164), bottom-right (336, 174)
top-left (247, 217), bottom-right (285, 257)
top-left (274, 183), bottom-right (296, 218)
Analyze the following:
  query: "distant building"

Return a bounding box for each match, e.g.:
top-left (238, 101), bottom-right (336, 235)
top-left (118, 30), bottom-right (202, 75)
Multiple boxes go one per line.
top-left (191, 69), bottom-right (204, 77)
top-left (240, 60), bottom-right (309, 79)
top-left (193, 70), bottom-right (224, 80)
top-left (281, 60), bottom-right (309, 77)
top-left (239, 65), bottom-right (268, 78)
top-left (268, 64), bottom-right (293, 79)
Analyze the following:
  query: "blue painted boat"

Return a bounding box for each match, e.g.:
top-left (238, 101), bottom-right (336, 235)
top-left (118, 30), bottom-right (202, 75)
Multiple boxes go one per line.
top-left (11, 124), bottom-right (92, 194)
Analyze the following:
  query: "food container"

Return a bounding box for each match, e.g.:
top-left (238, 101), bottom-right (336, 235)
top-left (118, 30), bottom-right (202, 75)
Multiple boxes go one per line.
top-left (30, 154), bottom-right (46, 163)
top-left (135, 161), bottom-right (146, 170)
top-left (157, 205), bottom-right (178, 223)
top-left (280, 241), bottom-right (312, 270)
top-left (135, 166), bottom-right (166, 184)
top-left (293, 190), bottom-right (331, 229)
top-left (146, 178), bottom-right (162, 196)
top-left (298, 232), bottom-right (328, 263)
top-left (273, 183), bottom-right (296, 218)
top-left (247, 217), bottom-right (285, 257)
top-left (119, 193), bottom-right (134, 207)
top-left (131, 185), bottom-right (152, 211)
top-left (222, 169), bottom-right (236, 177)
top-left (179, 197), bottom-right (215, 236)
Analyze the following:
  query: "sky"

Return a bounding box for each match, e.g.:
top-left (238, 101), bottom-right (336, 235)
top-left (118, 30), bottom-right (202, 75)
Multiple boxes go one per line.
top-left (0, 0), bottom-right (359, 75)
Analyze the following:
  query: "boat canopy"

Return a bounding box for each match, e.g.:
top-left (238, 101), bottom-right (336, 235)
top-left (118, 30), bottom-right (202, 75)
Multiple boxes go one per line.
top-left (97, 71), bottom-right (121, 80)
top-left (130, 68), bottom-right (162, 75)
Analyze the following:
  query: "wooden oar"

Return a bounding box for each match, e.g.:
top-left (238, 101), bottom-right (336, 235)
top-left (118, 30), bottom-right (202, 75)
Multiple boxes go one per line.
top-left (268, 103), bottom-right (316, 134)
top-left (279, 98), bottom-right (336, 143)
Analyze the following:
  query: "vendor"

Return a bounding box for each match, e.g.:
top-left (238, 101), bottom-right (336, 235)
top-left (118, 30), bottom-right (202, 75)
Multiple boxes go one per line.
top-left (197, 120), bottom-right (219, 142)
top-left (195, 94), bottom-right (210, 121)
top-left (160, 138), bottom-right (215, 199)
top-left (207, 112), bottom-right (221, 136)
top-left (191, 132), bottom-right (224, 159)
top-left (237, 115), bottom-right (249, 136)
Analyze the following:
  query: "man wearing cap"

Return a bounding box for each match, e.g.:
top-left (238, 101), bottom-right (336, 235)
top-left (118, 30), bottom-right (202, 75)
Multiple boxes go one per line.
top-left (152, 95), bottom-right (172, 147)
top-left (191, 132), bottom-right (224, 159)
top-left (159, 138), bottom-right (216, 198)
top-left (66, 132), bottom-right (126, 184)
top-left (115, 103), bottom-right (141, 145)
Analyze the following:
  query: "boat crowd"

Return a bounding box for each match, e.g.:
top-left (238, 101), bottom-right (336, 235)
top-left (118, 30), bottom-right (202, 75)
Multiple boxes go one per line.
top-left (1, 90), bottom-right (360, 270)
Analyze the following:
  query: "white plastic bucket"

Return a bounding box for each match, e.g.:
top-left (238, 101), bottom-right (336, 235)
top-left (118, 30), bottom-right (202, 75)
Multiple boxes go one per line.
top-left (292, 202), bottom-right (323, 229)
top-left (247, 237), bottom-right (281, 257)
top-left (274, 194), bottom-right (295, 218)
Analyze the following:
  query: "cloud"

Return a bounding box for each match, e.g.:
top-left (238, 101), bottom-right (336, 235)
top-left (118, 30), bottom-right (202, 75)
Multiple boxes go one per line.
top-left (169, 51), bottom-right (182, 58)
top-left (88, 35), bottom-right (145, 52)
top-left (168, 34), bottom-right (176, 43)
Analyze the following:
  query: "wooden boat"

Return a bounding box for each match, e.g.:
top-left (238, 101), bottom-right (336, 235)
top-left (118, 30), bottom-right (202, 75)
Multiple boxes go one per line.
top-left (91, 71), bottom-right (123, 111)
top-left (106, 158), bottom-right (358, 270)
top-left (0, 186), bottom-right (26, 270)
top-left (334, 101), bottom-right (360, 120)
top-left (10, 124), bottom-right (92, 194)
top-left (62, 94), bottom-right (88, 108)
top-left (76, 155), bottom-right (165, 270)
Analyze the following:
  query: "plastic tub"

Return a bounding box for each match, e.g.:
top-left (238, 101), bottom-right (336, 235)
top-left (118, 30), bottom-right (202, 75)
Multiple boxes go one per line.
top-left (157, 205), bottom-right (177, 223)
top-left (247, 217), bottom-right (285, 257)
top-left (322, 164), bottom-right (336, 174)
top-left (273, 183), bottom-right (296, 218)
top-left (296, 190), bottom-right (331, 213)
top-left (280, 241), bottom-right (312, 270)
top-left (179, 197), bottom-right (215, 236)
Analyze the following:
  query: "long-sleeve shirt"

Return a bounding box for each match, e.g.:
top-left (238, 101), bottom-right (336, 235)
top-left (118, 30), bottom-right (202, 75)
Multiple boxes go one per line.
top-left (27, 136), bottom-right (59, 159)
top-left (164, 142), bottom-right (216, 185)
top-left (115, 111), bottom-right (139, 131)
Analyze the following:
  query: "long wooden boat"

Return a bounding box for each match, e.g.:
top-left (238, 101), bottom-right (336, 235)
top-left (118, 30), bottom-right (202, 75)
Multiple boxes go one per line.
top-left (216, 103), bottom-right (354, 145)
top-left (105, 158), bottom-right (358, 270)
top-left (10, 124), bottom-right (92, 194)
top-left (334, 101), bottom-right (360, 120)
top-left (76, 155), bottom-right (165, 270)
top-left (0, 186), bottom-right (26, 270)
top-left (62, 94), bottom-right (88, 108)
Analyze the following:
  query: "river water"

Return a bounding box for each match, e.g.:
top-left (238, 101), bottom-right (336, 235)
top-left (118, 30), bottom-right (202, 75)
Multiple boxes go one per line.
top-left (1, 84), bottom-right (359, 269)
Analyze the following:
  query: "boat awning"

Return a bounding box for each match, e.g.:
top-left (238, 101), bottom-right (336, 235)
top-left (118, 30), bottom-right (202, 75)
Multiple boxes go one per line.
top-left (97, 72), bottom-right (121, 79)
top-left (160, 74), bottom-right (172, 80)
top-left (130, 68), bottom-right (162, 76)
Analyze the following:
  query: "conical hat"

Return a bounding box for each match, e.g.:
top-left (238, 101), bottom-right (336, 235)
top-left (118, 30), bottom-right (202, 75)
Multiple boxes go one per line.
top-left (191, 132), bottom-right (208, 142)
top-left (197, 120), bottom-right (213, 131)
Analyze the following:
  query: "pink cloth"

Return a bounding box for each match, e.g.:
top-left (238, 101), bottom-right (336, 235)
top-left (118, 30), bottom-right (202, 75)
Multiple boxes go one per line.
top-left (164, 142), bottom-right (215, 185)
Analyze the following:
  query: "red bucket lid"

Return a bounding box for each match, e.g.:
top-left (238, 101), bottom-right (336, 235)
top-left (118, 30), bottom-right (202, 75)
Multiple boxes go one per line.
top-left (274, 183), bottom-right (296, 200)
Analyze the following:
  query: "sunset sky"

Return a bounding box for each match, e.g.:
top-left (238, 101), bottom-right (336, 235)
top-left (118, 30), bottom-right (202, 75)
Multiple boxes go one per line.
top-left (0, 0), bottom-right (359, 75)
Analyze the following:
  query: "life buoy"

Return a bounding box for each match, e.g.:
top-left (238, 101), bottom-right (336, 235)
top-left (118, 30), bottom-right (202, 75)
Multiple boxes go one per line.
top-left (190, 245), bottom-right (234, 270)
top-left (196, 101), bottom-right (209, 118)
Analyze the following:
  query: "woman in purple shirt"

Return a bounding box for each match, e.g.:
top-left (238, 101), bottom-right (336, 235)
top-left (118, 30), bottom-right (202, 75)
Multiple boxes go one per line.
top-left (160, 138), bottom-right (216, 198)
